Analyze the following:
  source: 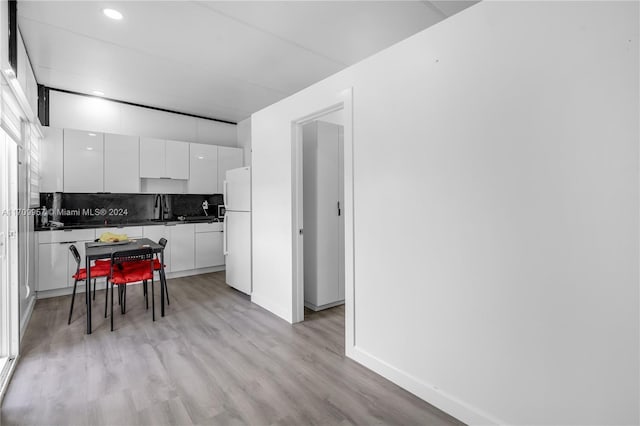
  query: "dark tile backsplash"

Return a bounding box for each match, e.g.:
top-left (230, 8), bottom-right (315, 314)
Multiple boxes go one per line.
top-left (39, 192), bottom-right (224, 226)
top-left (168, 194), bottom-right (223, 219)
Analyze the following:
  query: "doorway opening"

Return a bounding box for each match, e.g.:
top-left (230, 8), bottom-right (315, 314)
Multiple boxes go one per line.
top-left (301, 116), bottom-right (345, 319)
top-left (291, 88), bottom-right (355, 356)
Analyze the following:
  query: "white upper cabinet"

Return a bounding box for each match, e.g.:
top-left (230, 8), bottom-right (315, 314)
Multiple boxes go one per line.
top-left (139, 137), bottom-right (165, 178)
top-left (40, 127), bottom-right (64, 192)
top-left (104, 134), bottom-right (140, 193)
top-left (140, 138), bottom-right (189, 179)
top-left (40, 127), bottom-right (234, 195)
top-left (217, 146), bottom-right (243, 193)
top-left (63, 129), bottom-right (104, 193)
top-left (166, 140), bottom-right (190, 180)
top-left (188, 143), bottom-right (218, 194)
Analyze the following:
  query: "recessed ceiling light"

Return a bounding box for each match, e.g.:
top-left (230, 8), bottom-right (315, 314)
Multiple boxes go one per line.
top-left (197, 156), bottom-right (204, 160)
top-left (88, 133), bottom-right (97, 136)
top-left (103, 8), bottom-right (123, 20)
top-left (86, 146), bottom-right (94, 151)
top-left (92, 90), bottom-right (104, 96)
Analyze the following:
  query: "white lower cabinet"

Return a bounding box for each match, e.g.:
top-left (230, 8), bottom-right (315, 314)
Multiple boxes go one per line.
top-left (171, 224), bottom-right (195, 272)
top-left (195, 231), bottom-right (224, 268)
top-left (143, 223), bottom-right (223, 274)
top-left (37, 229), bottom-right (95, 292)
top-left (37, 223), bottom-right (223, 294)
top-left (38, 243), bottom-right (71, 291)
top-left (142, 225), bottom-right (172, 273)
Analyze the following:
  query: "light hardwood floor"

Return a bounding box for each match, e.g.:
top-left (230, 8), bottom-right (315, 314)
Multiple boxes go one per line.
top-left (1, 272), bottom-right (462, 425)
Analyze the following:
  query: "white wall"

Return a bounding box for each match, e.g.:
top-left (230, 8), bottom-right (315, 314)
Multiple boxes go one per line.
top-left (49, 91), bottom-right (237, 146)
top-left (251, 1), bottom-right (639, 425)
top-left (236, 117), bottom-right (251, 166)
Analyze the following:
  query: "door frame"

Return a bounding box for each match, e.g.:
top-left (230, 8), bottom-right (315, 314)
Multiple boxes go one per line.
top-left (291, 88), bottom-right (355, 354)
top-left (0, 128), bottom-right (20, 402)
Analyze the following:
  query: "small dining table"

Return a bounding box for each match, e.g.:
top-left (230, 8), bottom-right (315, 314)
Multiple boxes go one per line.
top-left (84, 237), bottom-right (167, 334)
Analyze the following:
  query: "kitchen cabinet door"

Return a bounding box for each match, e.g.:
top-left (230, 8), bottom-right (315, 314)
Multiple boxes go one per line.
top-left (171, 224), bottom-right (195, 272)
top-left (143, 225), bottom-right (171, 273)
top-left (105, 134), bottom-right (140, 193)
top-left (40, 127), bottom-right (64, 192)
top-left (63, 129), bottom-right (104, 192)
top-left (139, 138), bottom-right (165, 178)
top-left (188, 144), bottom-right (217, 194)
top-left (195, 231), bottom-right (224, 268)
top-left (217, 146), bottom-right (243, 193)
top-left (38, 243), bottom-right (69, 291)
top-left (165, 140), bottom-right (190, 180)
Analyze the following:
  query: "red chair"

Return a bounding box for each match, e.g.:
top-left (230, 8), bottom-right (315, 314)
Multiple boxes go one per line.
top-left (108, 248), bottom-right (155, 331)
top-left (125, 238), bottom-right (169, 305)
top-left (68, 245), bottom-right (111, 325)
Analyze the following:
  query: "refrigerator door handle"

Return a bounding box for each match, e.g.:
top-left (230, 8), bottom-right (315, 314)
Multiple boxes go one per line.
top-left (223, 215), bottom-right (229, 255)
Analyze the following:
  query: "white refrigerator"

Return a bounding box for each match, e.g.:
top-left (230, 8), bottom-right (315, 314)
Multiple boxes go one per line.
top-left (224, 167), bottom-right (251, 295)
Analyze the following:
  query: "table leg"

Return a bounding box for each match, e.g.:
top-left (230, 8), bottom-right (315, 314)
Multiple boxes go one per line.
top-left (160, 251), bottom-right (165, 317)
top-left (86, 255), bottom-right (92, 334)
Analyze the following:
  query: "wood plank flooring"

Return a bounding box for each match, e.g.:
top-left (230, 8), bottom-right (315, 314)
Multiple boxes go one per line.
top-left (1, 272), bottom-right (462, 425)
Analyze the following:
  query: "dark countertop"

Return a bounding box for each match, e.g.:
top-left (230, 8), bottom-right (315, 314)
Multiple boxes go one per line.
top-left (36, 217), bottom-right (223, 231)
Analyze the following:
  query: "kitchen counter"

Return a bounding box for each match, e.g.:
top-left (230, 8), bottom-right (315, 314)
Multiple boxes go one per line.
top-left (36, 217), bottom-right (223, 231)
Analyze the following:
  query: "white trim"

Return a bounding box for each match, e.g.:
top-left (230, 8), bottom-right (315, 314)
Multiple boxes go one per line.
top-left (290, 88), bottom-right (354, 340)
top-left (350, 346), bottom-right (504, 426)
top-left (19, 295), bottom-right (35, 340)
top-left (165, 266), bottom-right (225, 279)
top-left (0, 356), bottom-right (17, 406)
top-left (304, 300), bottom-right (344, 311)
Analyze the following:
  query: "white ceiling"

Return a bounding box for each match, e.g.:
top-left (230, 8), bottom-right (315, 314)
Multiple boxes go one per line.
top-left (18, 1), bottom-right (477, 123)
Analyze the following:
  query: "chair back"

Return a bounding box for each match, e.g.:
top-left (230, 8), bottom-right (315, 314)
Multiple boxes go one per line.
top-left (69, 244), bottom-right (81, 268)
top-left (110, 248), bottom-right (154, 275)
top-left (158, 238), bottom-right (167, 248)
top-left (107, 248), bottom-right (155, 289)
top-left (111, 248), bottom-right (154, 266)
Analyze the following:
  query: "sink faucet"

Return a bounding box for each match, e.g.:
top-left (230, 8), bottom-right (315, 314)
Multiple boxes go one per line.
top-left (154, 194), bottom-right (163, 220)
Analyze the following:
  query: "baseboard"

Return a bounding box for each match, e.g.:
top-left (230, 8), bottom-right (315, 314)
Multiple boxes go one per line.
top-left (0, 356), bottom-right (18, 408)
top-left (304, 300), bottom-right (344, 311)
top-left (251, 291), bottom-right (291, 323)
top-left (19, 296), bottom-right (36, 340)
top-left (165, 266), bottom-right (224, 279)
top-left (349, 346), bottom-right (503, 426)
